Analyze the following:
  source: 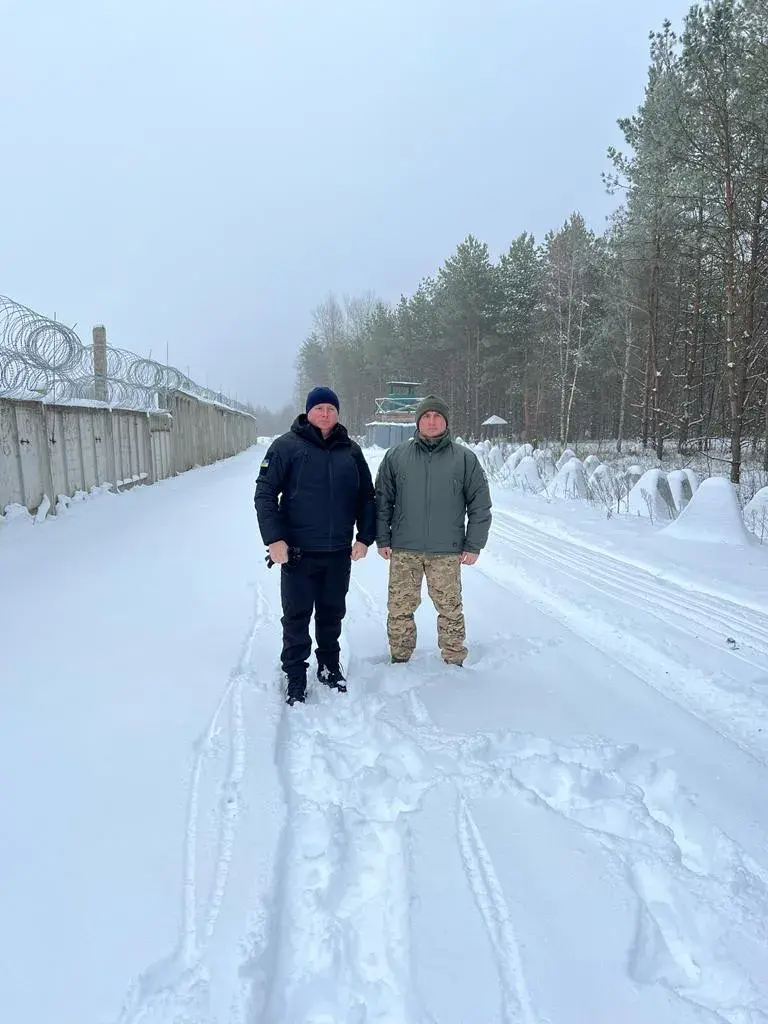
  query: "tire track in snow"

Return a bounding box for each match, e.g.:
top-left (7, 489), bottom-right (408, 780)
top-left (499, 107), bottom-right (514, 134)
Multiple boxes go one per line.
top-left (113, 582), bottom-right (273, 1024)
top-left (478, 533), bottom-right (768, 764)
top-left (202, 663), bottom-right (246, 945)
top-left (495, 506), bottom-right (768, 617)
top-left (348, 581), bottom-right (540, 1023)
top-left (456, 793), bottom-right (537, 1024)
top-left (492, 511), bottom-right (768, 664)
top-left (400, 690), bottom-right (540, 1024)
top-left (337, 584), bottom-right (540, 1023)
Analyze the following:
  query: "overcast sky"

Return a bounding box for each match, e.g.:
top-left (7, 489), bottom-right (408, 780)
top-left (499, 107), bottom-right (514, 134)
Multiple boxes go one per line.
top-left (0, 0), bottom-right (692, 409)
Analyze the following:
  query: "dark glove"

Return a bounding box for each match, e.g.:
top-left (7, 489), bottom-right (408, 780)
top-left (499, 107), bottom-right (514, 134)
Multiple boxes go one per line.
top-left (265, 546), bottom-right (302, 568)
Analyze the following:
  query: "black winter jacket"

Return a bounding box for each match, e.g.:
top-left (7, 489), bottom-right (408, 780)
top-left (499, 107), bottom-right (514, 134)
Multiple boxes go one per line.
top-left (254, 416), bottom-right (376, 552)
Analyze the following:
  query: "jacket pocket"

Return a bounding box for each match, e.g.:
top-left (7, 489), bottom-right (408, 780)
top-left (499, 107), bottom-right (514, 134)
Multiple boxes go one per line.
top-left (289, 452), bottom-right (307, 497)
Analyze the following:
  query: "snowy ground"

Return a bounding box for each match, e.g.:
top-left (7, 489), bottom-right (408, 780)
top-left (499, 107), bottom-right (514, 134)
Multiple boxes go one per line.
top-left (2, 444), bottom-right (768, 1024)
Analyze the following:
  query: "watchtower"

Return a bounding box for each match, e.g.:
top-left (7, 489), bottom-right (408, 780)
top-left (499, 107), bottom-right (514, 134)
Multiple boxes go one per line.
top-left (366, 380), bottom-right (423, 447)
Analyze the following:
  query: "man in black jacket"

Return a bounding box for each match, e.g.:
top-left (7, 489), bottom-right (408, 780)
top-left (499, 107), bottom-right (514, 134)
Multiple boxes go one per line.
top-left (254, 386), bottom-right (376, 704)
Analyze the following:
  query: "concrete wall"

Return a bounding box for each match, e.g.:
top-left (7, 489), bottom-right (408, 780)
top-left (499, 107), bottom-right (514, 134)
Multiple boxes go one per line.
top-left (165, 392), bottom-right (257, 475)
top-left (0, 393), bottom-right (257, 515)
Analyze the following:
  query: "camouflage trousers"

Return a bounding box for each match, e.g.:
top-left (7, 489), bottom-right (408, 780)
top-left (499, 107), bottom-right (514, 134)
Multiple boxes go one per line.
top-left (387, 550), bottom-right (467, 664)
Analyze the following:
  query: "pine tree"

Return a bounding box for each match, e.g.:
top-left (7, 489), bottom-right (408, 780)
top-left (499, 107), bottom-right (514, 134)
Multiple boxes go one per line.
top-left (434, 236), bottom-right (503, 436)
top-left (494, 233), bottom-right (542, 436)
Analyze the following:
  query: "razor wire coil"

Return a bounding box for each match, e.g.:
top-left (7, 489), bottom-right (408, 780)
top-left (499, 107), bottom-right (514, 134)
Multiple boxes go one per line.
top-left (0, 294), bottom-right (253, 416)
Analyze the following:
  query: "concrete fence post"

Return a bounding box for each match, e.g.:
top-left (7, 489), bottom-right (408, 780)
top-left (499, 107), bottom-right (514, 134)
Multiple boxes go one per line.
top-left (93, 325), bottom-right (107, 403)
top-left (143, 413), bottom-right (155, 484)
top-left (37, 402), bottom-right (56, 513)
top-left (104, 409), bottom-right (117, 489)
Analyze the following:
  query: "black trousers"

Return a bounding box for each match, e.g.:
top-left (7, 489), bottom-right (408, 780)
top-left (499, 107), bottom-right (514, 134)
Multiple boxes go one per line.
top-left (280, 550), bottom-right (352, 679)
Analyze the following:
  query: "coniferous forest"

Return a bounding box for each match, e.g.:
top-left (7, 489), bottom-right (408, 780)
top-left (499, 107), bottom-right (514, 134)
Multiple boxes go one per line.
top-left (294, 1), bottom-right (768, 483)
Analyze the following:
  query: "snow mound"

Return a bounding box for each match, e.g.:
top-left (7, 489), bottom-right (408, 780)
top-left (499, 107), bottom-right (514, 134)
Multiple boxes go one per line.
top-left (511, 455), bottom-right (545, 493)
top-left (533, 448), bottom-right (557, 483)
top-left (583, 455), bottom-right (601, 478)
top-left (683, 468), bottom-right (699, 493)
top-left (625, 465), bottom-right (643, 488)
top-left (666, 470), bottom-right (693, 512)
top-left (35, 495), bottom-right (51, 523)
top-left (1, 502), bottom-right (33, 526)
top-left (588, 463), bottom-right (619, 504)
top-left (484, 445), bottom-right (506, 474)
top-left (742, 487), bottom-right (768, 539)
top-left (628, 470), bottom-right (677, 522)
top-left (507, 443), bottom-right (533, 472)
top-left (55, 484), bottom-right (115, 516)
top-left (661, 476), bottom-right (754, 546)
top-left (556, 448), bottom-right (577, 471)
top-left (547, 457), bottom-right (588, 500)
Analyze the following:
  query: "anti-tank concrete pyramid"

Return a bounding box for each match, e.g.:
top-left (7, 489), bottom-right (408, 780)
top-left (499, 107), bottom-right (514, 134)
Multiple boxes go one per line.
top-left (661, 476), bottom-right (752, 546)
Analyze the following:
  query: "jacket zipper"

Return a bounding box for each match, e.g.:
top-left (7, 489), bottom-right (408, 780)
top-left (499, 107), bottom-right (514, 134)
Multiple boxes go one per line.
top-left (425, 448), bottom-right (432, 541)
top-left (327, 448), bottom-right (333, 548)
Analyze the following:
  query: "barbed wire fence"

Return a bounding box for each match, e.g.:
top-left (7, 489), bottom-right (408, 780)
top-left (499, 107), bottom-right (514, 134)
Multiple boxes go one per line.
top-left (0, 293), bottom-right (256, 417)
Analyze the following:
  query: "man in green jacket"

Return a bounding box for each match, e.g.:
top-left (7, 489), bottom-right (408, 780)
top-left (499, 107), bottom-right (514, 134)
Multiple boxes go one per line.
top-left (374, 395), bottom-right (492, 666)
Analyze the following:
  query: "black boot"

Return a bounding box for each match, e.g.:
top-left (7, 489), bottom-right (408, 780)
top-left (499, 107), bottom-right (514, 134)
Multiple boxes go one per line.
top-left (317, 661), bottom-right (347, 692)
top-left (285, 672), bottom-right (307, 706)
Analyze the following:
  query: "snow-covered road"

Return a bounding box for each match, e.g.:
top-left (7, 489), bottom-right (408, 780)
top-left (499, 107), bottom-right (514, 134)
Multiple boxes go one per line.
top-left (2, 445), bottom-right (768, 1024)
